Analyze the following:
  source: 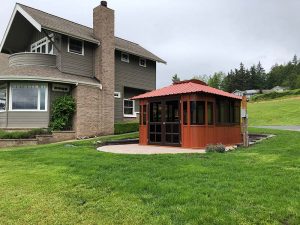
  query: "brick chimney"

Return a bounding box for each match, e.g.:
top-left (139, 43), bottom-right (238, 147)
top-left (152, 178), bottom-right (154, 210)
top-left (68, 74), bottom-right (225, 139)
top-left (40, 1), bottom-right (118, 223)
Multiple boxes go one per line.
top-left (93, 1), bottom-right (115, 134)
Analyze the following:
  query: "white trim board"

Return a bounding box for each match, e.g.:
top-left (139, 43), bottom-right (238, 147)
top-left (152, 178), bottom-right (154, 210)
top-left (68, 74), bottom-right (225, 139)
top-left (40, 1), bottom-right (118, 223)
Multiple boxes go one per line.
top-left (0, 4), bottom-right (42, 52)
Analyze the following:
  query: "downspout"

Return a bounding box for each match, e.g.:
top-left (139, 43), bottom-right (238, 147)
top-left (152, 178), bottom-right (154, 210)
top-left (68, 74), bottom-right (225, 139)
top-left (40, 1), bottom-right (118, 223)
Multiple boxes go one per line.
top-left (6, 81), bottom-right (9, 128)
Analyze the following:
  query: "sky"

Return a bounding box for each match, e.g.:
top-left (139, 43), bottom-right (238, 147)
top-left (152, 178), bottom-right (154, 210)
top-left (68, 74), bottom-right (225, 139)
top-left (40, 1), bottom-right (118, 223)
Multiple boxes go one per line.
top-left (1, 0), bottom-right (300, 88)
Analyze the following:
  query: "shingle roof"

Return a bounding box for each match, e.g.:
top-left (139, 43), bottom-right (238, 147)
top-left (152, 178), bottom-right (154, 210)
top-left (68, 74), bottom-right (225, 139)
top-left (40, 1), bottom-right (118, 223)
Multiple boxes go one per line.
top-left (132, 80), bottom-right (242, 100)
top-left (18, 4), bottom-right (166, 63)
top-left (0, 53), bottom-right (100, 86)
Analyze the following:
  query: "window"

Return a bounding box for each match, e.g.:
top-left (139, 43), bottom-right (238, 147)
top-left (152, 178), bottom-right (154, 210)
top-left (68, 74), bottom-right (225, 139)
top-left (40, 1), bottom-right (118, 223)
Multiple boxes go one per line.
top-left (0, 84), bottom-right (7, 111)
top-left (114, 92), bottom-right (121, 98)
top-left (234, 101), bottom-right (241, 124)
top-left (217, 99), bottom-right (240, 124)
top-left (52, 84), bottom-right (70, 92)
top-left (10, 83), bottom-right (48, 111)
top-left (124, 99), bottom-right (135, 117)
top-left (31, 34), bottom-right (54, 54)
top-left (139, 58), bottom-right (147, 67)
top-left (121, 52), bottom-right (129, 63)
top-left (68, 37), bottom-right (84, 55)
top-left (183, 101), bottom-right (188, 125)
top-left (150, 102), bottom-right (162, 122)
top-left (190, 101), bottom-right (205, 125)
top-left (207, 102), bottom-right (214, 125)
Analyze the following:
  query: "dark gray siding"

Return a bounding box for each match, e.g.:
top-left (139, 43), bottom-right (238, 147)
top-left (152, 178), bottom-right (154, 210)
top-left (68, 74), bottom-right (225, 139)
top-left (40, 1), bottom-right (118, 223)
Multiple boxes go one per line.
top-left (114, 50), bottom-right (156, 121)
top-left (7, 111), bottom-right (49, 128)
top-left (60, 35), bottom-right (94, 77)
top-left (9, 53), bottom-right (56, 67)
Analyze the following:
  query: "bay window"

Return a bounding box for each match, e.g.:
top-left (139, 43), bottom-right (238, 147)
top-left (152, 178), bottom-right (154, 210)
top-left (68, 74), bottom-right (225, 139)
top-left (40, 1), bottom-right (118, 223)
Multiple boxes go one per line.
top-left (0, 84), bottom-right (7, 111)
top-left (10, 83), bottom-right (48, 111)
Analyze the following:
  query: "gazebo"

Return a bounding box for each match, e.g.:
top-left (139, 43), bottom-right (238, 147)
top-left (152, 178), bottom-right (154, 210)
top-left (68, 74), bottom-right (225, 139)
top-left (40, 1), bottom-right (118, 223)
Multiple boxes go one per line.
top-left (132, 79), bottom-right (243, 149)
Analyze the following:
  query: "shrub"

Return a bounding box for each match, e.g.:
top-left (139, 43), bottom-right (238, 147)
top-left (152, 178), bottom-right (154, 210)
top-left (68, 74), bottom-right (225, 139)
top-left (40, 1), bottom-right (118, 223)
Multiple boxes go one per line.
top-left (50, 95), bottom-right (76, 131)
top-left (114, 122), bottom-right (139, 134)
top-left (0, 129), bottom-right (50, 139)
top-left (251, 89), bottom-right (300, 102)
top-left (206, 144), bottom-right (226, 153)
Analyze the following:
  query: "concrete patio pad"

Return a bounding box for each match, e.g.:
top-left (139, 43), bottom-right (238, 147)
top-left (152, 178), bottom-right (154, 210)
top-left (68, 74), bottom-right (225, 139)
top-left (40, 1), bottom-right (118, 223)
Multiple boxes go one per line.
top-left (97, 144), bottom-right (207, 154)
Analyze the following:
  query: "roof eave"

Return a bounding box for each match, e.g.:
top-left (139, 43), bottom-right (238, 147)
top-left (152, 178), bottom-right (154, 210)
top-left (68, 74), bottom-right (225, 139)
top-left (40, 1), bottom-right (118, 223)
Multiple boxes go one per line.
top-left (115, 47), bottom-right (167, 64)
top-left (0, 75), bottom-right (101, 87)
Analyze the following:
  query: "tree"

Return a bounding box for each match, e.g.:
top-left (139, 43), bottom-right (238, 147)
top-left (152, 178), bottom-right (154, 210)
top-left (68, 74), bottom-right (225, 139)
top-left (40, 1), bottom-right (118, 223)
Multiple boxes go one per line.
top-left (172, 74), bottom-right (180, 83)
top-left (193, 74), bottom-right (209, 83)
top-left (292, 54), bottom-right (298, 66)
top-left (208, 72), bottom-right (225, 89)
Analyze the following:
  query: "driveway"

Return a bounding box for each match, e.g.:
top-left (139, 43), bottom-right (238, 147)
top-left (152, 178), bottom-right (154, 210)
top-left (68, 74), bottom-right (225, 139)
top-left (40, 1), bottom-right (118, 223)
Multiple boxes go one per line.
top-left (253, 126), bottom-right (300, 132)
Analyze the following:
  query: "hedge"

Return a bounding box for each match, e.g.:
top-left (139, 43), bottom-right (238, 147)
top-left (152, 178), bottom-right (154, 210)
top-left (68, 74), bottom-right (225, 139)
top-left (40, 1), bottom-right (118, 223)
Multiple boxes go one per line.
top-left (251, 89), bottom-right (300, 102)
top-left (0, 129), bottom-right (51, 139)
top-left (114, 122), bottom-right (139, 134)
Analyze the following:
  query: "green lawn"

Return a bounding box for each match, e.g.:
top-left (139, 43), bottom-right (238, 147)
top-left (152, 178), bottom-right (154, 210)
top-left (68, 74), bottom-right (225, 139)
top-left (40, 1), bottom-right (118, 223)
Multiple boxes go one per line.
top-left (248, 97), bottom-right (300, 125)
top-left (0, 130), bottom-right (299, 224)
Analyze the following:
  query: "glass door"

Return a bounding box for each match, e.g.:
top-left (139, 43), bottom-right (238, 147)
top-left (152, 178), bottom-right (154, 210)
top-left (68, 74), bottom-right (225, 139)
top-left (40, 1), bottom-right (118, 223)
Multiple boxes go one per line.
top-left (149, 99), bottom-right (181, 146)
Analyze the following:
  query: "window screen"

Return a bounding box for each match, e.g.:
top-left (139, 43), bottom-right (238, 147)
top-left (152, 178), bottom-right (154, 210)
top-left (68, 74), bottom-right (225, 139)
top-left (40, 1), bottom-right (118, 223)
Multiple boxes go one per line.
top-left (190, 101), bottom-right (205, 125)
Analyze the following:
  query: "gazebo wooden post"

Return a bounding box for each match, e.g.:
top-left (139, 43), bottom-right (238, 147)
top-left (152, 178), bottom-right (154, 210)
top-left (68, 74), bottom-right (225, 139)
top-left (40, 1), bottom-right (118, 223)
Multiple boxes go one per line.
top-left (241, 96), bottom-right (249, 147)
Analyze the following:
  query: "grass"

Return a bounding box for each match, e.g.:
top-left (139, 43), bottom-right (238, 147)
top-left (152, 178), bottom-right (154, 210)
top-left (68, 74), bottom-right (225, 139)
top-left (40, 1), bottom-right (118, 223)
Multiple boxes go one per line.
top-left (0, 129), bottom-right (299, 224)
top-left (248, 97), bottom-right (300, 126)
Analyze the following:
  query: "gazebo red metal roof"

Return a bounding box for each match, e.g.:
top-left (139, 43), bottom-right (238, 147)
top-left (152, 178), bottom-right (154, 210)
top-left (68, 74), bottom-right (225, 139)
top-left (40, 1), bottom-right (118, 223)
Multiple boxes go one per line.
top-left (132, 79), bottom-right (242, 100)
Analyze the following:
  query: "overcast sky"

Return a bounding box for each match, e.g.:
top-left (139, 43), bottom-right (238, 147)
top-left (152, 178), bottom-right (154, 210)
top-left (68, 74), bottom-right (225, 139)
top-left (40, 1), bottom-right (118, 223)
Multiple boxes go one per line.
top-left (1, 0), bottom-right (300, 87)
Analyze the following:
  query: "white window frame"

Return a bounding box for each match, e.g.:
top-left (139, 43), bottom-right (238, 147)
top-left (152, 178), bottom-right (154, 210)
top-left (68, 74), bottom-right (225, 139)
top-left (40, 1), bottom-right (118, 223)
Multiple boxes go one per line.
top-left (52, 84), bottom-right (70, 93)
top-left (0, 84), bottom-right (7, 112)
top-left (114, 92), bottom-right (121, 98)
top-left (9, 83), bottom-right (48, 112)
top-left (30, 33), bottom-right (54, 54)
top-left (68, 37), bottom-right (85, 56)
top-left (123, 99), bottom-right (136, 118)
top-left (121, 52), bottom-right (130, 63)
top-left (139, 58), bottom-right (147, 67)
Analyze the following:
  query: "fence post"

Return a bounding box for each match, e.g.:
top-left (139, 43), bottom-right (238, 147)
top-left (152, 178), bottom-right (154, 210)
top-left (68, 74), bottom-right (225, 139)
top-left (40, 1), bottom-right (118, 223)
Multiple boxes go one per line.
top-left (241, 96), bottom-right (249, 147)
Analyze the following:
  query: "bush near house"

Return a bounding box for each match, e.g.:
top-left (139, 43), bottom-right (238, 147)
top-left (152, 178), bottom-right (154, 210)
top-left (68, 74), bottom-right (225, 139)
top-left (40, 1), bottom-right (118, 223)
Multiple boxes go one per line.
top-left (205, 144), bottom-right (226, 153)
top-left (50, 96), bottom-right (76, 131)
top-left (0, 129), bottom-right (50, 139)
top-left (251, 89), bottom-right (300, 102)
top-left (114, 122), bottom-right (139, 134)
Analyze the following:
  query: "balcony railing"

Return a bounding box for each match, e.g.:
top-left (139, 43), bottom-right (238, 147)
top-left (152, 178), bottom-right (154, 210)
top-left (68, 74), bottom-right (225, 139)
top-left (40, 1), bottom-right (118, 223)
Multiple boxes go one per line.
top-left (8, 52), bottom-right (56, 68)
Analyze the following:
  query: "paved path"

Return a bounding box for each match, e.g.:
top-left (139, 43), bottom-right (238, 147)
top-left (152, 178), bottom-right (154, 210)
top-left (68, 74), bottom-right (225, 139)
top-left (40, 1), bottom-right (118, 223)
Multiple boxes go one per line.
top-left (97, 144), bottom-right (206, 154)
top-left (97, 144), bottom-right (237, 155)
top-left (253, 126), bottom-right (300, 132)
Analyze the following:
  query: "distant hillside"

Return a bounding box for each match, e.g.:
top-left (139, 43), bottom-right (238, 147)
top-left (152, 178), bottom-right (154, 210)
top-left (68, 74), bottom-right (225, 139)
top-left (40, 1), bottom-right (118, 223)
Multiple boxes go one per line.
top-left (248, 97), bottom-right (300, 126)
top-left (251, 89), bottom-right (300, 102)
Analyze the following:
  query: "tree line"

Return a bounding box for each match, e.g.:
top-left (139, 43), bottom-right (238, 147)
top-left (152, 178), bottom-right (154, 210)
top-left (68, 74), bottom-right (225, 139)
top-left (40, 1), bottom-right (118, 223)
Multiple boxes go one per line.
top-left (172, 55), bottom-right (300, 92)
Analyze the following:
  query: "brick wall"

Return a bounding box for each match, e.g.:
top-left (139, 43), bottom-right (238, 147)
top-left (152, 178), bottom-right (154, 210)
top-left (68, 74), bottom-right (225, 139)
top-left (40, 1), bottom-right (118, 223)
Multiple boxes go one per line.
top-left (93, 4), bottom-right (115, 135)
top-left (72, 85), bottom-right (101, 137)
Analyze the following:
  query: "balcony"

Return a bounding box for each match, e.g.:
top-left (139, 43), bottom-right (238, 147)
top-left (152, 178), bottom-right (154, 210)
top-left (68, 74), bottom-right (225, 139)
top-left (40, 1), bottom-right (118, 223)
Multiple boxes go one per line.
top-left (8, 52), bottom-right (56, 68)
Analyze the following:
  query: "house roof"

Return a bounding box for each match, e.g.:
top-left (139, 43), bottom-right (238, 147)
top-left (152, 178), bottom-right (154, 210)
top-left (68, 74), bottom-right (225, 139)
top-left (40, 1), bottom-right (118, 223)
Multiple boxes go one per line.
top-left (132, 79), bottom-right (242, 100)
top-left (0, 53), bottom-right (100, 87)
top-left (0, 3), bottom-right (166, 63)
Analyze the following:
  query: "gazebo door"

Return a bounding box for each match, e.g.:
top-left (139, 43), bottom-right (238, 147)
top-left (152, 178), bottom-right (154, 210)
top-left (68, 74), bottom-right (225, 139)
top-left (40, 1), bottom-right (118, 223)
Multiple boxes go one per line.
top-left (149, 99), bottom-right (181, 146)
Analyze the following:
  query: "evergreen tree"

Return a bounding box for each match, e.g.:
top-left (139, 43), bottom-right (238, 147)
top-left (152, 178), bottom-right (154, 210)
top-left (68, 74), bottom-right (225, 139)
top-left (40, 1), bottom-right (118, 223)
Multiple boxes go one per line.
top-left (292, 54), bottom-right (298, 66)
top-left (172, 74), bottom-right (180, 83)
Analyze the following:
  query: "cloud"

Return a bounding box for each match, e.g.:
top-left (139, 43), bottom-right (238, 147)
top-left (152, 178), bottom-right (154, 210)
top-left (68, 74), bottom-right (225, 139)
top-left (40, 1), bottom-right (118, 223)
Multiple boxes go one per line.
top-left (1, 0), bottom-right (299, 88)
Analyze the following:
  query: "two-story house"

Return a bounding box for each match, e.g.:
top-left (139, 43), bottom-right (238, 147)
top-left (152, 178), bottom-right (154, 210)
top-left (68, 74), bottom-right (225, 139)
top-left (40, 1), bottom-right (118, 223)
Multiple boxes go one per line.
top-left (0, 1), bottom-right (166, 137)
